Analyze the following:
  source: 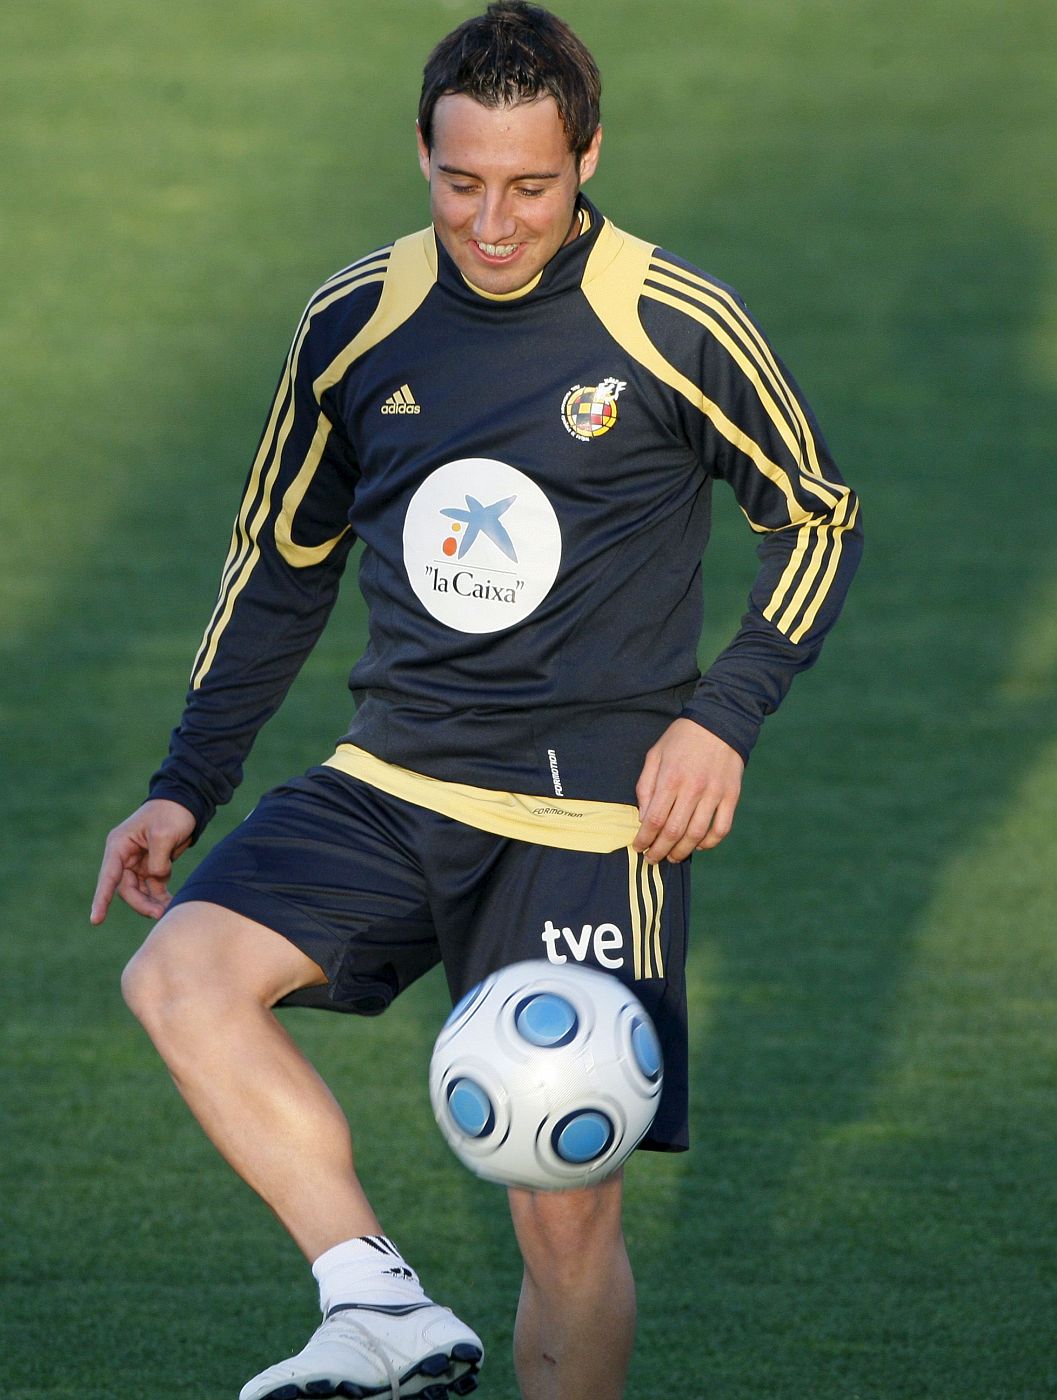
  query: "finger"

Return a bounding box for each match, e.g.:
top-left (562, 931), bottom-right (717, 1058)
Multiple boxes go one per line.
top-left (91, 831), bottom-right (174, 925)
top-left (140, 855), bottom-right (175, 912)
top-left (655, 793), bottom-right (724, 864)
top-left (632, 749), bottom-right (661, 836)
top-left (90, 848), bottom-right (126, 925)
top-left (138, 825), bottom-right (185, 907)
top-left (662, 799), bottom-right (720, 864)
top-left (695, 791), bottom-right (738, 851)
top-left (633, 782), bottom-right (676, 855)
top-left (117, 865), bottom-right (173, 920)
top-left (144, 832), bottom-right (175, 883)
top-left (640, 792), bottom-right (702, 864)
top-left (651, 772), bottom-right (742, 863)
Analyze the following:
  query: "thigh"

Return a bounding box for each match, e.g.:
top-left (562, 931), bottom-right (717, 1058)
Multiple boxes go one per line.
top-left (170, 769), bottom-right (443, 1016)
top-left (128, 899), bottom-right (329, 1007)
top-left (436, 841), bottom-right (692, 1152)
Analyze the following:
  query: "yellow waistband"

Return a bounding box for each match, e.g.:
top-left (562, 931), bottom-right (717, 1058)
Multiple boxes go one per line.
top-left (323, 744), bottom-right (639, 853)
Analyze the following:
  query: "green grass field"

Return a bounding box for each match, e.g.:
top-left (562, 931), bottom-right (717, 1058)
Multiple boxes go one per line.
top-left (3, 1), bottom-right (1056, 1395)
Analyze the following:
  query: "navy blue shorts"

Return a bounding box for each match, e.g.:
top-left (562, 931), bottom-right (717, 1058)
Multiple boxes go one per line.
top-left (172, 766), bottom-right (691, 1150)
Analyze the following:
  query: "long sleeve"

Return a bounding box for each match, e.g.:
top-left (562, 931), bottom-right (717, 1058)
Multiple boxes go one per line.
top-left (641, 258), bottom-right (862, 760)
top-left (148, 278), bottom-right (367, 836)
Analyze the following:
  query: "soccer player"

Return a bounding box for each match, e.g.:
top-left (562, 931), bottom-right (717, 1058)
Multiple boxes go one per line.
top-left (92, 4), bottom-right (862, 1398)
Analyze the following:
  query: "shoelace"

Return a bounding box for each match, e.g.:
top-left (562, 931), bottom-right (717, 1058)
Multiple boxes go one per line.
top-left (332, 1316), bottom-right (401, 1400)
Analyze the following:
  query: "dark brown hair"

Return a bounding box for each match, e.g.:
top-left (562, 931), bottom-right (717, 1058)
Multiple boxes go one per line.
top-left (418, 2), bottom-right (602, 159)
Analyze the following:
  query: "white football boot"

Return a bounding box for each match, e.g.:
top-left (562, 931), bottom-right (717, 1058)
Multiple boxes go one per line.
top-left (238, 1300), bottom-right (483, 1400)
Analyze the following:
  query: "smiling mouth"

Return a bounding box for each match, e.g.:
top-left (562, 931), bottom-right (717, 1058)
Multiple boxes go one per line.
top-left (473, 240), bottom-right (520, 260)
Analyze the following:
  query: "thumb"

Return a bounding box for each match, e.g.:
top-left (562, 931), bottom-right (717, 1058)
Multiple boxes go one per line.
top-left (144, 825), bottom-right (181, 883)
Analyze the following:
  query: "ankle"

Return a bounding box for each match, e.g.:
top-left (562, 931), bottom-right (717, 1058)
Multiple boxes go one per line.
top-left (312, 1235), bottom-right (429, 1313)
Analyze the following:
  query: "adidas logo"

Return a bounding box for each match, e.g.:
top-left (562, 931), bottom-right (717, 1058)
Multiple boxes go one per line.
top-left (381, 384), bottom-right (420, 415)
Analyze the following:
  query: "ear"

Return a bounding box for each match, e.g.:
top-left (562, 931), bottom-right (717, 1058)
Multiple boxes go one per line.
top-left (416, 122), bottom-right (431, 182)
top-left (577, 126), bottom-right (603, 186)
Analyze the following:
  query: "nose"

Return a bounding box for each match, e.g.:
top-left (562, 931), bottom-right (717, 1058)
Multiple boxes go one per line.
top-left (472, 187), bottom-right (516, 245)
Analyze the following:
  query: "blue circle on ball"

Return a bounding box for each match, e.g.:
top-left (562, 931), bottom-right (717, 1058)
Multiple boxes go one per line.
top-left (630, 1016), bottom-right (663, 1081)
top-left (444, 981), bottom-right (485, 1029)
top-left (515, 993), bottom-right (579, 1048)
top-left (447, 1078), bottom-right (495, 1138)
top-left (552, 1110), bottom-right (615, 1164)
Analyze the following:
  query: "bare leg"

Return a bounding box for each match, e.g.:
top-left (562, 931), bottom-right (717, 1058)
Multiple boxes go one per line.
top-left (508, 1173), bottom-right (635, 1400)
top-left (121, 900), bottom-right (380, 1260)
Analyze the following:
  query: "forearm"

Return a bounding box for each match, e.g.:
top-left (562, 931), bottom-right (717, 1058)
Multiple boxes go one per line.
top-left (149, 547), bottom-right (354, 838)
top-left (685, 498), bottom-right (864, 760)
top-left (681, 621), bottom-right (808, 762)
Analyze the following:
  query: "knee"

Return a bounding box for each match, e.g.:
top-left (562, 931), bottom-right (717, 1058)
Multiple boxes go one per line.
top-left (121, 920), bottom-right (201, 1036)
top-left (120, 910), bottom-right (237, 1051)
top-left (509, 1174), bottom-right (625, 1288)
top-left (120, 903), bottom-right (317, 1047)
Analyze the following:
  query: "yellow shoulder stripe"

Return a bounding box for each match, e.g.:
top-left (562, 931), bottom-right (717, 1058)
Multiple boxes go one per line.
top-left (191, 254), bottom-right (388, 687)
top-left (313, 229), bottom-right (438, 397)
top-left (207, 252), bottom-right (390, 611)
top-left (648, 257), bottom-right (830, 484)
top-left (276, 232), bottom-right (439, 569)
top-left (192, 236), bottom-right (437, 690)
top-left (583, 225), bottom-right (859, 642)
top-left (581, 224), bottom-right (827, 525)
top-left (642, 275), bottom-right (838, 507)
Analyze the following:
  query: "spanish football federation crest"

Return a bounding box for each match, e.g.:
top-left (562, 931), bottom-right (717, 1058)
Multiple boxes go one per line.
top-left (561, 377), bottom-right (627, 441)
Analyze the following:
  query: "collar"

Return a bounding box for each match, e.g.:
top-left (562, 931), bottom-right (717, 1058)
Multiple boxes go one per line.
top-left (429, 196), bottom-right (605, 308)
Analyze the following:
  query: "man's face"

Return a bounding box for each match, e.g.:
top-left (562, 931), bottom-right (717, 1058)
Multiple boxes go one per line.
top-left (417, 93), bottom-right (601, 296)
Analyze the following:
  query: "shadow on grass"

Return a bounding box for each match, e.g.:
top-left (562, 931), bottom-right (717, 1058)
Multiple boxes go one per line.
top-left (640, 130), bottom-right (1057, 1400)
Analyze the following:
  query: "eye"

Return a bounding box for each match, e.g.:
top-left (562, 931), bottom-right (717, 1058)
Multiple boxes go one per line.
top-left (516, 187), bottom-right (547, 199)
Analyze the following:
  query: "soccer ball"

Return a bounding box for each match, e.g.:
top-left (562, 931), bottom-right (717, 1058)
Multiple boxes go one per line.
top-left (429, 959), bottom-right (663, 1191)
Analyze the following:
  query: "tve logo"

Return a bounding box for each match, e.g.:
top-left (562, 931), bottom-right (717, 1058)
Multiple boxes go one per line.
top-left (540, 919), bottom-right (625, 970)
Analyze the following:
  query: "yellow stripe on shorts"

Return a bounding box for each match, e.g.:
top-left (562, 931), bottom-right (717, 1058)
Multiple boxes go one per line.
top-left (626, 849), bottom-right (666, 981)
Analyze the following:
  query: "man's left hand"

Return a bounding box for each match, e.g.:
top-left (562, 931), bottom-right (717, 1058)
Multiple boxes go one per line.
top-left (632, 718), bottom-right (745, 864)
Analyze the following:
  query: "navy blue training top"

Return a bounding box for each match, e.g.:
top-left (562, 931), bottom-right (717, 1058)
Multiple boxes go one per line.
top-left (151, 199), bottom-right (862, 837)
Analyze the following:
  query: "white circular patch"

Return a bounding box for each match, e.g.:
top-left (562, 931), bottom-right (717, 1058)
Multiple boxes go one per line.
top-left (403, 458), bottom-right (562, 633)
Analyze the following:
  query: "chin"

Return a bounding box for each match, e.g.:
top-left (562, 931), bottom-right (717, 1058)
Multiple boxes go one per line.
top-left (473, 261), bottom-right (541, 295)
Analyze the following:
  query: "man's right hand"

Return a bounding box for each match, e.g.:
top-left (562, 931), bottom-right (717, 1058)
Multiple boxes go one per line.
top-left (90, 798), bottom-right (197, 925)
